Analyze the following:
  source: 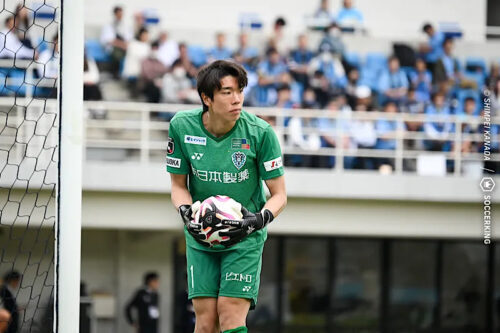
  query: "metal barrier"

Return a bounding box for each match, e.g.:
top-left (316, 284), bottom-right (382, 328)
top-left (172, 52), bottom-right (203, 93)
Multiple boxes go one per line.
top-left (0, 99), bottom-right (498, 176)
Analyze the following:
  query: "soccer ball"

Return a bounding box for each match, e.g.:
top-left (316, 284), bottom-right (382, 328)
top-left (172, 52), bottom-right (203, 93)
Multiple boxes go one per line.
top-left (193, 195), bottom-right (243, 247)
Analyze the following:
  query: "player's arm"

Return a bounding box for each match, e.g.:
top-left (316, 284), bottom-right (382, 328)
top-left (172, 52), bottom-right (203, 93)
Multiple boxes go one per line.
top-left (170, 173), bottom-right (192, 210)
top-left (262, 175), bottom-right (287, 218)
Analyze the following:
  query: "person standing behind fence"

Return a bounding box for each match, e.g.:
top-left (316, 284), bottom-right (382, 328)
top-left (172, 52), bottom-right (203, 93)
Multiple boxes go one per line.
top-left (0, 271), bottom-right (21, 333)
top-left (125, 272), bottom-right (160, 333)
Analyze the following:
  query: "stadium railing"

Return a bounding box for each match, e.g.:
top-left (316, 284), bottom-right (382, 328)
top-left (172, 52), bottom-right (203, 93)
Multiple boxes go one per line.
top-left (1, 99), bottom-right (498, 176)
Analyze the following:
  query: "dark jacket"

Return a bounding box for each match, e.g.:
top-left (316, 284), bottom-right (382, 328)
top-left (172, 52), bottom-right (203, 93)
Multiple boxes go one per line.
top-left (125, 288), bottom-right (159, 333)
top-left (0, 286), bottom-right (19, 333)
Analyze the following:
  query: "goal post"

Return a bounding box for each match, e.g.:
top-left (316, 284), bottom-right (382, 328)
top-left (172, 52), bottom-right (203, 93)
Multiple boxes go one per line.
top-left (56, 0), bottom-right (83, 331)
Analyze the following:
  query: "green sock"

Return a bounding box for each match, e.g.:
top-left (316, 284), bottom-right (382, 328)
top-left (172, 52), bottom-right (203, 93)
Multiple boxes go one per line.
top-left (222, 326), bottom-right (248, 333)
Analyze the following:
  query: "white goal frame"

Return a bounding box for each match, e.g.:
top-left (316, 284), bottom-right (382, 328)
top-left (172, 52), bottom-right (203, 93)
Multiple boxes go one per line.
top-left (55, 0), bottom-right (83, 331)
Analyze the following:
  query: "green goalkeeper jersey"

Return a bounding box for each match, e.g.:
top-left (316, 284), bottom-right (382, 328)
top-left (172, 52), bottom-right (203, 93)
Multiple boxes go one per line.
top-left (167, 108), bottom-right (284, 252)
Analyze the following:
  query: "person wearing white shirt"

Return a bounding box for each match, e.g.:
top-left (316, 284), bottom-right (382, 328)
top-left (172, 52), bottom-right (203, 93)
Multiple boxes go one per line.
top-left (100, 6), bottom-right (133, 78)
top-left (157, 31), bottom-right (179, 68)
top-left (0, 16), bottom-right (34, 59)
top-left (122, 27), bottom-right (150, 97)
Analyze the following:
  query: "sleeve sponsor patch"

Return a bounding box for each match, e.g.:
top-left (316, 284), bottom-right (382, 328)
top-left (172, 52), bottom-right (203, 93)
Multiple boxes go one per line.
top-left (167, 137), bottom-right (174, 154)
top-left (167, 157), bottom-right (181, 168)
top-left (264, 156), bottom-right (283, 172)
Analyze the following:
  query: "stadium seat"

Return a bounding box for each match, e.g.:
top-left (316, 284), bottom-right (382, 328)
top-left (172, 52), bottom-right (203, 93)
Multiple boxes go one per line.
top-left (85, 40), bottom-right (111, 63)
top-left (344, 52), bottom-right (361, 68)
top-left (187, 45), bottom-right (208, 67)
top-left (464, 56), bottom-right (487, 75)
top-left (463, 71), bottom-right (485, 90)
top-left (365, 52), bottom-right (387, 71)
top-left (6, 69), bottom-right (27, 96)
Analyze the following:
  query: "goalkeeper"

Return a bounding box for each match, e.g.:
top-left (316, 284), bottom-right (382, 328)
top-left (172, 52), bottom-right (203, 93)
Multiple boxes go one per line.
top-left (167, 60), bottom-right (287, 333)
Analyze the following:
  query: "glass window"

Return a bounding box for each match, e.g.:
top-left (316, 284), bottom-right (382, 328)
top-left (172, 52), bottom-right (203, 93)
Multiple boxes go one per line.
top-left (441, 243), bottom-right (487, 330)
top-left (248, 237), bottom-right (280, 333)
top-left (283, 237), bottom-right (329, 333)
top-left (389, 241), bottom-right (437, 330)
top-left (333, 239), bottom-right (380, 332)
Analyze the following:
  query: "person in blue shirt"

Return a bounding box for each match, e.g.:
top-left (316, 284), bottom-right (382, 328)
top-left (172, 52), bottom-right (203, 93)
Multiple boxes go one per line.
top-left (420, 23), bottom-right (445, 69)
top-left (336, 0), bottom-right (364, 28)
top-left (289, 34), bottom-right (314, 88)
top-left (207, 32), bottom-right (232, 62)
top-left (375, 101), bottom-right (405, 169)
top-left (257, 47), bottom-right (288, 86)
top-left (247, 75), bottom-right (277, 107)
top-left (424, 91), bottom-right (453, 151)
top-left (234, 32), bottom-right (259, 66)
top-left (410, 58), bottom-right (432, 102)
top-left (378, 56), bottom-right (409, 105)
top-left (314, 0), bottom-right (335, 23)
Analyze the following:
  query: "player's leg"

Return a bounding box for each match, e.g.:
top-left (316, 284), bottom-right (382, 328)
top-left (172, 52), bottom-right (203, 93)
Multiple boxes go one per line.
top-left (217, 296), bottom-right (250, 332)
top-left (192, 297), bottom-right (219, 333)
top-left (186, 246), bottom-right (221, 333)
top-left (218, 244), bottom-right (264, 332)
top-left (0, 309), bottom-right (10, 333)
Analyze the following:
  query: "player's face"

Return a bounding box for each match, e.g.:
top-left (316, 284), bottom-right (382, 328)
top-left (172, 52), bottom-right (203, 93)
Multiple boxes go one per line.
top-left (210, 76), bottom-right (244, 122)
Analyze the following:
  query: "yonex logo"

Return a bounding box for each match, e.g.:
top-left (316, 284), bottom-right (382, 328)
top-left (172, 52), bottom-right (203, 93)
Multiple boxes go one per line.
top-left (191, 153), bottom-right (204, 160)
top-left (242, 286), bottom-right (252, 292)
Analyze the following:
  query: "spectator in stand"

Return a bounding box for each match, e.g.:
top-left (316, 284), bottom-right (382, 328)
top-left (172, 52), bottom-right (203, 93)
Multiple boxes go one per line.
top-left (162, 60), bottom-right (199, 104)
top-left (122, 27), bottom-right (151, 97)
top-left (100, 6), bottom-right (133, 78)
top-left (247, 75), bottom-right (278, 107)
top-left (318, 23), bottom-right (345, 55)
top-left (83, 53), bottom-right (103, 101)
top-left (275, 83), bottom-right (296, 109)
top-left (257, 47), bottom-right (288, 86)
top-left (336, 0), bottom-right (364, 28)
top-left (345, 68), bottom-right (361, 109)
top-left (378, 56), bottom-right (409, 105)
top-left (289, 34), bottom-right (314, 88)
top-left (287, 88), bottom-right (322, 168)
top-left (314, 0), bottom-right (335, 23)
top-left (353, 85), bottom-right (372, 110)
top-left (37, 33), bottom-right (59, 98)
top-left (207, 32), bottom-right (232, 62)
top-left (374, 101), bottom-right (405, 170)
top-left (420, 23), bottom-right (445, 73)
top-left (234, 32), bottom-right (259, 66)
top-left (309, 70), bottom-right (335, 108)
top-left (309, 48), bottom-right (347, 93)
top-left (14, 4), bottom-right (34, 48)
top-left (424, 91), bottom-right (453, 151)
top-left (277, 72), bottom-right (302, 105)
top-left (173, 43), bottom-right (198, 80)
top-left (125, 272), bottom-right (160, 333)
top-left (434, 38), bottom-right (477, 93)
top-left (410, 58), bottom-right (432, 102)
top-left (0, 16), bottom-right (35, 59)
top-left (457, 97), bottom-right (480, 154)
top-left (486, 63), bottom-right (500, 92)
top-left (140, 41), bottom-right (168, 103)
top-left (350, 103), bottom-right (377, 169)
top-left (401, 88), bottom-right (425, 151)
top-left (157, 31), bottom-right (179, 68)
top-left (0, 271), bottom-right (21, 333)
top-left (267, 17), bottom-right (287, 55)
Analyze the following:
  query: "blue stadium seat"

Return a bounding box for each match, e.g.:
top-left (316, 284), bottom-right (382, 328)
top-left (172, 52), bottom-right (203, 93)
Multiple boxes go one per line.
top-left (187, 45), bottom-right (208, 67)
top-left (344, 52), bottom-right (361, 68)
top-left (85, 40), bottom-right (110, 63)
top-left (0, 72), bottom-right (7, 96)
top-left (456, 89), bottom-right (480, 115)
top-left (365, 52), bottom-right (387, 71)
top-left (464, 56), bottom-right (487, 75)
top-left (6, 70), bottom-right (27, 96)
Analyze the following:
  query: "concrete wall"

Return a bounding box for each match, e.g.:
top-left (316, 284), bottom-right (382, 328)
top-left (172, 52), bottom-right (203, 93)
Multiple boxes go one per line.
top-left (80, 229), bottom-right (176, 333)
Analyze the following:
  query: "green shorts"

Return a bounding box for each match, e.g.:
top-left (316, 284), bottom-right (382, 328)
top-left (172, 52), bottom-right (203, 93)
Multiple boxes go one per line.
top-left (186, 243), bottom-right (264, 309)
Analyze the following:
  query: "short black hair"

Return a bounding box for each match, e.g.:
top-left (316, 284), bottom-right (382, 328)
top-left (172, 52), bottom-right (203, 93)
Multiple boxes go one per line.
top-left (196, 60), bottom-right (248, 111)
top-left (442, 37), bottom-right (454, 47)
top-left (151, 41), bottom-right (160, 49)
top-left (277, 83), bottom-right (291, 92)
top-left (136, 27), bottom-right (148, 41)
top-left (144, 272), bottom-right (159, 285)
top-left (275, 17), bottom-right (286, 26)
top-left (464, 96), bottom-right (475, 104)
top-left (4, 271), bottom-right (21, 283)
top-left (113, 6), bottom-right (122, 14)
top-left (422, 23), bottom-right (432, 33)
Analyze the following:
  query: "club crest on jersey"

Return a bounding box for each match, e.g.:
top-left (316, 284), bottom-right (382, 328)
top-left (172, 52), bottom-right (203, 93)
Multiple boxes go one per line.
top-left (167, 137), bottom-right (174, 154)
top-left (232, 152), bottom-right (246, 170)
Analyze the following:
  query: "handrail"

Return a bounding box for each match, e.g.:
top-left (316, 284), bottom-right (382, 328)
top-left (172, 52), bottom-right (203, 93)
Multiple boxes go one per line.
top-left (1, 99), bottom-right (498, 175)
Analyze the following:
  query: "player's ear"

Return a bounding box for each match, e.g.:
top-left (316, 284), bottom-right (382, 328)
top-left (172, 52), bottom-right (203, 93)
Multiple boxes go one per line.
top-left (201, 93), bottom-right (212, 109)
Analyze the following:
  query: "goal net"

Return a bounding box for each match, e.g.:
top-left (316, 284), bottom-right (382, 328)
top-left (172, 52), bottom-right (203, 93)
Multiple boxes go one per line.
top-left (0, 1), bottom-right (63, 332)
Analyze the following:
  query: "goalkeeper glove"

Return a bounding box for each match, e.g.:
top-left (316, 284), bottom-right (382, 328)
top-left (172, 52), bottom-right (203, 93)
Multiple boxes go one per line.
top-left (178, 202), bottom-right (208, 246)
top-left (219, 207), bottom-right (274, 247)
